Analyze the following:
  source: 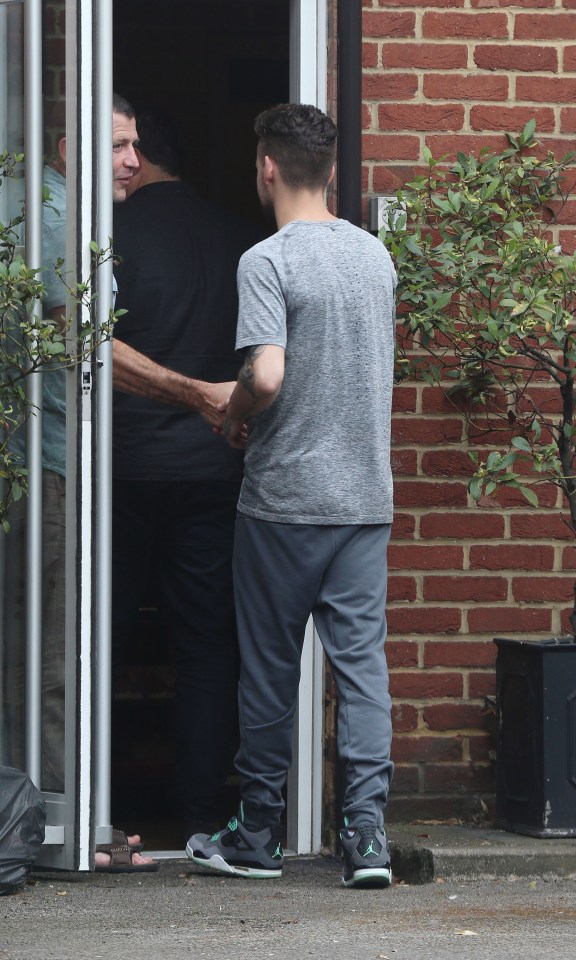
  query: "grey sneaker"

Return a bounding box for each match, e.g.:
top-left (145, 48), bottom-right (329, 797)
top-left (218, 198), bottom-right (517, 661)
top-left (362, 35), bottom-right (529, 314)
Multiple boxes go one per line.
top-left (186, 811), bottom-right (283, 879)
top-left (339, 822), bottom-right (392, 888)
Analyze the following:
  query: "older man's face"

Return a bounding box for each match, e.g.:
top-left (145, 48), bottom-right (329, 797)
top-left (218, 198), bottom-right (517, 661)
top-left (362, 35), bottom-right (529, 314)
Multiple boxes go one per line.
top-left (112, 111), bottom-right (139, 202)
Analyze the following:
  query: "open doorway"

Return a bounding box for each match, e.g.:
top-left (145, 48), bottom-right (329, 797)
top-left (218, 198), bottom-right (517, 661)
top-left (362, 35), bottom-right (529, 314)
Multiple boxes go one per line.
top-left (111, 0), bottom-right (290, 850)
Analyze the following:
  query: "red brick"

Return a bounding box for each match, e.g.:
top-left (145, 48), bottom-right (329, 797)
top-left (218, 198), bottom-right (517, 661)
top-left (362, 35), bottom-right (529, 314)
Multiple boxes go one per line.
top-left (477, 483), bottom-right (558, 509)
top-left (474, 44), bottom-right (558, 72)
top-left (558, 228), bottom-right (576, 252)
top-left (364, 74), bottom-right (419, 101)
top-left (421, 386), bottom-right (476, 414)
top-left (470, 105), bottom-right (555, 132)
top-left (515, 13), bottom-right (576, 39)
top-left (391, 513), bottom-right (416, 539)
top-left (392, 387), bottom-right (417, 413)
top-left (378, 104), bottom-right (465, 132)
top-left (420, 512), bottom-right (505, 539)
top-left (467, 606), bottom-right (553, 633)
top-left (391, 766), bottom-right (420, 793)
top-left (425, 133), bottom-right (509, 161)
top-left (511, 515), bottom-right (574, 541)
top-left (512, 576), bottom-right (574, 602)
top-left (517, 76), bottom-right (576, 103)
top-left (564, 46), bottom-right (576, 70)
top-left (424, 640), bottom-right (497, 667)
top-left (387, 607), bottom-right (462, 634)
top-left (547, 198), bottom-right (576, 225)
top-left (390, 449), bottom-right (418, 474)
top-left (394, 480), bottom-right (468, 508)
top-left (424, 763), bottom-right (495, 792)
top-left (44, 100), bottom-right (66, 127)
top-left (386, 639), bottom-right (419, 667)
top-left (44, 3), bottom-right (56, 32)
top-left (392, 703), bottom-right (419, 733)
top-left (424, 73), bottom-right (508, 101)
top-left (387, 795), bottom-right (492, 823)
top-left (424, 703), bottom-right (485, 730)
top-left (392, 418), bottom-right (463, 444)
top-left (362, 103), bottom-right (372, 130)
top-left (560, 607), bottom-right (575, 633)
top-left (389, 671), bottom-right (463, 698)
top-left (363, 134), bottom-right (420, 161)
top-left (363, 42), bottom-right (379, 69)
top-left (469, 672), bottom-right (497, 699)
top-left (421, 450), bottom-right (475, 477)
top-left (373, 164), bottom-right (425, 193)
top-left (472, 0), bottom-right (553, 7)
top-left (375, 0), bottom-right (466, 6)
top-left (363, 11), bottom-right (416, 37)
top-left (391, 735), bottom-right (463, 763)
top-left (423, 576), bottom-right (508, 603)
top-left (389, 544), bottom-right (464, 570)
top-left (423, 11), bottom-right (508, 38)
top-left (469, 733), bottom-right (495, 763)
top-left (387, 576), bottom-right (417, 603)
top-left (516, 387), bottom-right (563, 414)
top-left (470, 544), bottom-right (554, 571)
top-left (563, 546), bottom-right (576, 571)
top-left (382, 43), bottom-right (468, 70)
top-left (45, 38), bottom-right (66, 65)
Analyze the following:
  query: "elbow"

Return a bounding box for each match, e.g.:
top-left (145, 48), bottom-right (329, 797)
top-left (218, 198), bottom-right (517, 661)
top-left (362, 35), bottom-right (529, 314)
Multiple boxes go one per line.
top-left (255, 371), bottom-right (283, 401)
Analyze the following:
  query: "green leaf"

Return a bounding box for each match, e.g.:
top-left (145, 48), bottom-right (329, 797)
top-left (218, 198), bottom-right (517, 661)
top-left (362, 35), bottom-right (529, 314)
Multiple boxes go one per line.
top-left (511, 436), bottom-right (531, 452)
top-left (521, 486), bottom-right (539, 507)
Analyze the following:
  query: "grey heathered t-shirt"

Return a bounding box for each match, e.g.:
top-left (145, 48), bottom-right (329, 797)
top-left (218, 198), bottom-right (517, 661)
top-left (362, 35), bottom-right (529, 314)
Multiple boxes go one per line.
top-left (235, 218), bottom-right (396, 525)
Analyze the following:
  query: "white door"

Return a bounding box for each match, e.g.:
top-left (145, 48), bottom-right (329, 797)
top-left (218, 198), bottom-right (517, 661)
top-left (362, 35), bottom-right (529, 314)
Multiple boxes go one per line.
top-left (285, 0), bottom-right (327, 856)
top-left (0, 0), bottom-right (114, 870)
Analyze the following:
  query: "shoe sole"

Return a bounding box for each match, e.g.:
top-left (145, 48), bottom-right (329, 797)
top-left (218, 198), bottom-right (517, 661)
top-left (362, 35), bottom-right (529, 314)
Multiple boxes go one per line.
top-left (342, 867), bottom-right (392, 888)
top-left (186, 843), bottom-right (282, 879)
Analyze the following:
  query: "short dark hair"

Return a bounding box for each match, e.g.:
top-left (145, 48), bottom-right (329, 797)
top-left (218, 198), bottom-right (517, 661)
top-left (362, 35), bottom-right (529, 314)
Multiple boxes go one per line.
top-left (112, 92), bottom-right (135, 119)
top-left (133, 107), bottom-right (183, 177)
top-left (254, 103), bottom-right (337, 190)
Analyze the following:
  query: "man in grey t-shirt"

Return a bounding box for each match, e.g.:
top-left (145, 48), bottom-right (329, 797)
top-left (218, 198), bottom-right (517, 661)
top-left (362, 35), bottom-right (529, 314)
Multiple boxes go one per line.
top-left (186, 104), bottom-right (396, 888)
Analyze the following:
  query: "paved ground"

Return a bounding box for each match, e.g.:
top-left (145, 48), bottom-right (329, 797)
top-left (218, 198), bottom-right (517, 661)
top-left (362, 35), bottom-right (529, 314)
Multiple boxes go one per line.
top-left (1, 829), bottom-right (576, 960)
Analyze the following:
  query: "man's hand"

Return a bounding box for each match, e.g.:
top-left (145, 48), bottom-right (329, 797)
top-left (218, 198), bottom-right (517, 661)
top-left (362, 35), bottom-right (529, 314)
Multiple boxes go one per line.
top-left (197, 381), bottom-right (236, 429)
top-left (222, 415), bottom-right (249, 449)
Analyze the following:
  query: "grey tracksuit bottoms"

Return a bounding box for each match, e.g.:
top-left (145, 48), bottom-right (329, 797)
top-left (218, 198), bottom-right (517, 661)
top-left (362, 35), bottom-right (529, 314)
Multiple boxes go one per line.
top-left (233, 515), bottom-right (394, 828)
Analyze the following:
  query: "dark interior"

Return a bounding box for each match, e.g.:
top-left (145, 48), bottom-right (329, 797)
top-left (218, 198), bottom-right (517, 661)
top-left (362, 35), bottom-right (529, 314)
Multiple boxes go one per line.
top-left (111, 0), bottom-right (290, 850)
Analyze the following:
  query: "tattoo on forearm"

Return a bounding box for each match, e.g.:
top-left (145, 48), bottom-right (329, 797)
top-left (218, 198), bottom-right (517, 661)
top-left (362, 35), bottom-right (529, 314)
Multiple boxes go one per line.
top-left (239, 345), bottom-right (266, 399)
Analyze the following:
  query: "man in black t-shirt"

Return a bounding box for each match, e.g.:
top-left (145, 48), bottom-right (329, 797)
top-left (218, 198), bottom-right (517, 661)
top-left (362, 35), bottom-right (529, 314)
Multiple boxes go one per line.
top-left (112, 109), bottom-right (263, 839)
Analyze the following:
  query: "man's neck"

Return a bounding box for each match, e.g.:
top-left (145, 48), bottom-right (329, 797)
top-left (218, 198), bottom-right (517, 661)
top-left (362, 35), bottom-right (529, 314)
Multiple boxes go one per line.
top-left (274, 189), bottom-right (337, 230)
top-left (139, 166), bottom-right (180, 187)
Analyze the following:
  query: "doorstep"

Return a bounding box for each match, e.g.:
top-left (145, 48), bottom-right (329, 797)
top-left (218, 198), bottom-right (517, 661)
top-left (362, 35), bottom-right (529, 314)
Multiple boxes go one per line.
top-left (388, 823), bottom-right (576, 884)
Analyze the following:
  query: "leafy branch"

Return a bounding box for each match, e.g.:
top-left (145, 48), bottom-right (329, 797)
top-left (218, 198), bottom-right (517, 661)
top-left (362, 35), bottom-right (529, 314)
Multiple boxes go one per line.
top-left (385, 121), bottom-right (576, 531)
top-left (0, 151), bottom-right (121, 529)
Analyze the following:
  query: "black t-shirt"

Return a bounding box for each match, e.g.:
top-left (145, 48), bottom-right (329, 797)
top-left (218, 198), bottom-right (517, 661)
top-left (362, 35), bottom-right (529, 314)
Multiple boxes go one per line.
top-left (112, 181), bottom-right (263, 481)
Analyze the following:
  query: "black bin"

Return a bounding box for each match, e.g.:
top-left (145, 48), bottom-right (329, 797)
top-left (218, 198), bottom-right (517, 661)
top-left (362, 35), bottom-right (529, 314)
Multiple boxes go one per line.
top-left (494, 636), bottom-right (576, 838)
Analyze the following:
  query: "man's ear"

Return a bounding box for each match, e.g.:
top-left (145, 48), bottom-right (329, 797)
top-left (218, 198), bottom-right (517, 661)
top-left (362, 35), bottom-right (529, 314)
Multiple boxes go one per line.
top-left (57, 136), bottom-right (67, 164)
top-left (264, 154), bottom-right (275, 185)
top-left (327, 164), bottom-right (335, 187)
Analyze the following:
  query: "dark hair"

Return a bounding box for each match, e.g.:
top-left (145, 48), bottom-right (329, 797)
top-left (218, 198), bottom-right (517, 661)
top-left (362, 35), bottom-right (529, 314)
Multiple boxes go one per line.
top-left (112, 92), bottom-right (135, 119)
top-left (132, 107), bottom-right (183, 177)
top-left (254, 103), bottom-right (337, 189)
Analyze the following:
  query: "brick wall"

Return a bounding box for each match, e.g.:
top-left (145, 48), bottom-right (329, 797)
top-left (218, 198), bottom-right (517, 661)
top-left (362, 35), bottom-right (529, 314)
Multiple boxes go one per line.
top-left (43, 1), bottom-right (66, 160)
top-left (361, 0), bottom-right (576, 822)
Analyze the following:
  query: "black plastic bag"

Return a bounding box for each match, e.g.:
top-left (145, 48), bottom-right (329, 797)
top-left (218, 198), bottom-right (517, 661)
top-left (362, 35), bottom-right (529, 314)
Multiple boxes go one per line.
top-left (0, 765), bottom-right (46, 895)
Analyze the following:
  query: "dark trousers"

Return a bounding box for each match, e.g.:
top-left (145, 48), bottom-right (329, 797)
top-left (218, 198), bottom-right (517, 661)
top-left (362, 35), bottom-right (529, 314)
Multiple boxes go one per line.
top-left (234, 517), bottom-right (393, 829)
top-left (112, 478), bottom-right (241, 830)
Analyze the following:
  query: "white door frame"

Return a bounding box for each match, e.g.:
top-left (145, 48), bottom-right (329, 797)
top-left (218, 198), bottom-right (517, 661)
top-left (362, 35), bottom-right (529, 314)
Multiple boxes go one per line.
top-left (285, 0), bottom-right (327, 856)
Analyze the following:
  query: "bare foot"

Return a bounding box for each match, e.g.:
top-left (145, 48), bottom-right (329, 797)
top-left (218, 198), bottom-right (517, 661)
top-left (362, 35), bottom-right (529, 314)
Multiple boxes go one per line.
top-left (95, 847), bottom-right (155, 869)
